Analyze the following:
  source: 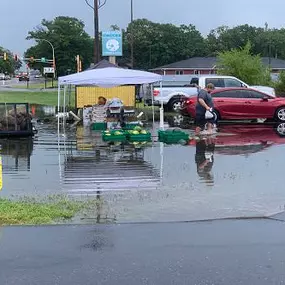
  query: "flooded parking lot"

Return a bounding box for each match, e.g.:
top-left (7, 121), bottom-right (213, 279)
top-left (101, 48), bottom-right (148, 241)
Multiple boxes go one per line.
top-left (1, 107), bottom-right (285, 223)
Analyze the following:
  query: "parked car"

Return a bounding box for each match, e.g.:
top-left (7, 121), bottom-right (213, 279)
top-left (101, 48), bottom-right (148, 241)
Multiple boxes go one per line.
top-left (19, 74), bottom-right (30, 82)
top-left (145, 75), bottom-right (276, 112)
top-left (181, 87), bottom-right (285, 122)
top-left (0, 74), bottom-right (11, 80)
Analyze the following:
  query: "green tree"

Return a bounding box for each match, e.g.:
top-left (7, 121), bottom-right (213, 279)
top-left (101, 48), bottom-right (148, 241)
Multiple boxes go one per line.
top-left (25, 16), bottom-right (93, 76)
top-left (0, 47), bottom-right (21, 74)
top-left (217, 42), bottom-right (271, 85)
top-left (122, 19), bottom-right (206, 70)
top-left (207, 25), bottom-right (265, 56)
top-left (255, 27), bottom-right (285, 60)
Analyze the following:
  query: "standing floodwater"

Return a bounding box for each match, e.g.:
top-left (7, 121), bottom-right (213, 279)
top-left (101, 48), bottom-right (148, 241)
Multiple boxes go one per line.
top-left (1, 115), bottom-right (285, 223)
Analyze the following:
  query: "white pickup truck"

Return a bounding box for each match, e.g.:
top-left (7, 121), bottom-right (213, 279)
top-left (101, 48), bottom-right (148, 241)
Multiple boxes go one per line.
top-left (145, 75), bottom-right (276, 112)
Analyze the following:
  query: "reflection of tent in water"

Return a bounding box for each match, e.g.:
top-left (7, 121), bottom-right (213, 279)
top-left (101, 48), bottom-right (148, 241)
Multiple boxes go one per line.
top-left (63, 149), bottom-right (160, 195)
top-left (0, 139), bottom-right (33, 171)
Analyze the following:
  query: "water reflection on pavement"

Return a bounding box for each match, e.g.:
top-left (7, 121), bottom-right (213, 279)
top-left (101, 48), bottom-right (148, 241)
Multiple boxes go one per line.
top-left (1, 119), bottom-right (285, 223)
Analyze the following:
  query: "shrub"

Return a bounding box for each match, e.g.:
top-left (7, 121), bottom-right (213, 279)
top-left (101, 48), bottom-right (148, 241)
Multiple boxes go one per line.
top-left (217, 42), bottom-right (273, 86)
top-left (274, 71), bottom-right (285, 97)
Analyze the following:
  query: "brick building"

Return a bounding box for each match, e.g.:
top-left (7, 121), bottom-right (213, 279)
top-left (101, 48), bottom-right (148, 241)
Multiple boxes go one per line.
top-left (152, 57), bottom-right (285, 76)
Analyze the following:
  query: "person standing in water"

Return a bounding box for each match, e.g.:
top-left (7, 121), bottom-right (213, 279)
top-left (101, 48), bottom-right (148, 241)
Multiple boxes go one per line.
top-left (195, 83), bottom-right (216, 135)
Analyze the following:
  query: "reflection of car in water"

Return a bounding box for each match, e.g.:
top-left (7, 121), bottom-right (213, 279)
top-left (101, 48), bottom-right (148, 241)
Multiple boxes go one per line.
top-left (215, 124), bottom-right (285, 155)
top-left (191, 124), bottom-right (285, 183)
top-left (190, 123), bottom-right (285, 156)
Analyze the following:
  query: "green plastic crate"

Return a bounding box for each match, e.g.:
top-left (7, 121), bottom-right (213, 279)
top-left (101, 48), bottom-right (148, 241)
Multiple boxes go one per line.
top-left (102, 131), bottom-right (127, 142)
top-left (158, 130), bottom-right (189, 143)
top-left (160, 137), bottom-right (189, 144)
top-left (128, 133), bottom-right (152, 142)
top-left (92, 122), bottom-right (107, 131)
top-left (123, 124), bottom-right (140, 130)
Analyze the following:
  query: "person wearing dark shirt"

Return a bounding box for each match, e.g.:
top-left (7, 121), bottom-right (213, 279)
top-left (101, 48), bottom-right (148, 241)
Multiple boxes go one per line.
top-left (195, 83), bottom-right (215, 135)
top-left (195, 138), bottom-right (215, 185)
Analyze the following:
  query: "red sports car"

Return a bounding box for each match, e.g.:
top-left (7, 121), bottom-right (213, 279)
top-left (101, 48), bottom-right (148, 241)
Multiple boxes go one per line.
top-left (181, 88), bottom-right (285, 122)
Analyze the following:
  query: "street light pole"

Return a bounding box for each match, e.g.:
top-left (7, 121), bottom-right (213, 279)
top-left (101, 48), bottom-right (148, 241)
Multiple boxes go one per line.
top-left (36, 38), bottom-right (56, 79)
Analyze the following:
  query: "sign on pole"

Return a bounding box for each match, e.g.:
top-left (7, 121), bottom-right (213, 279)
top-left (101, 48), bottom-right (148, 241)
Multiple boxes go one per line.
top-left (44, 67), bottom-right (55, 74)
top-left (102, 31), bottom-right (123, 57)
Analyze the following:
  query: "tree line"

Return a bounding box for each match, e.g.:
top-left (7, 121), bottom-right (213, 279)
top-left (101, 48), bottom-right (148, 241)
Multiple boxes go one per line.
top-left (2, 17), bottom-right (285, 76)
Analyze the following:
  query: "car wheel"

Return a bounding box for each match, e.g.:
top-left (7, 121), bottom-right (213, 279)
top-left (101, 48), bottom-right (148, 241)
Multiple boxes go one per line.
top-left (275, 107), bottom-right (285, 121)
top-left (173, 115), bottom-right (184, 125)
top-left (276, 123), bottom-right (285, 137)
top-left (168, 99), bottom-right (183, 113)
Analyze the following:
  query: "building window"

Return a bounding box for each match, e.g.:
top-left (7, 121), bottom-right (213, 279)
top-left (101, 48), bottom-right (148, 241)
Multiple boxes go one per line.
top-left (194, 70), bottom-right (200, 75)
top-left (175, 70), bottom-right (184, 75)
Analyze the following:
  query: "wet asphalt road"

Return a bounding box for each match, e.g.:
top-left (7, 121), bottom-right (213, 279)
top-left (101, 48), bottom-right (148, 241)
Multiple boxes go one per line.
top-left (1, 218), bottom-right (285, 285)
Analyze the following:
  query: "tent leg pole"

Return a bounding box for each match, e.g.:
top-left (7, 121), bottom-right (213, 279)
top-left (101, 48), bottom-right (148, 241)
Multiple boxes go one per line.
top-left (63, 85), bottom-right (67, 129)
top-left (57, 84), bottom-right (61, 150)
top-left (159, 81), bottom-right (164, 130)
top-left (151, 84), bottom-right (155, 125)
top-left (151, 84), bottom-right (155, 136)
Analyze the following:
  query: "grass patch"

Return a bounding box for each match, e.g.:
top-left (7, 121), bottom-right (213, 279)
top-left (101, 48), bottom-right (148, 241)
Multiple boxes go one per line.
top-left (0, 91), bottom-right (75, 107)
top-left (0, 195), bottom-right (100, 225)
top-left (11, 81), bottom-right (58, 89)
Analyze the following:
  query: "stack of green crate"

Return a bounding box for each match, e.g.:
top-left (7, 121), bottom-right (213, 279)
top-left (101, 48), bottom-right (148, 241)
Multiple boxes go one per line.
top-left (123, 123), bottom-right (140, 130)
top-left (127, 131), bottom-right (152, 142)
top-left (91, 122), bottom-right (107, 131)
top-left (125, 126), bottom-right (152, 142)
top-left (158, 129), bottom-right (190, 144)
top-left (102, 130), bottom-right (127, 142)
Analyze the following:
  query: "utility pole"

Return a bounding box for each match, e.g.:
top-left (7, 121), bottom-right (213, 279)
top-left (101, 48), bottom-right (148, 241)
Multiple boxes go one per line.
top-left (85, 0), bottom-right (106, 64)
top-left (130, 0), bottom-right (134, 68)
top-left (94, 0), bottom-right (100, 64)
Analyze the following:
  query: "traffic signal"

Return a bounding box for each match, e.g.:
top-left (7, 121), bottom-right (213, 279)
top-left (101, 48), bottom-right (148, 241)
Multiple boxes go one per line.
top-left (3, 53), bottom-right (7, 61)
top-left (14, 54), bottom-right (18, 61)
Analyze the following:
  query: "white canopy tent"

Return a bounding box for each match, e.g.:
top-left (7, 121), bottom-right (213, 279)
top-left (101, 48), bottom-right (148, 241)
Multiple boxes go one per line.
top-left (58, 67), bottom-right (162, 87)
top-left (57, 66), bottom-right (165, 184)
top-left (57, 67), bottom-right (165, 135)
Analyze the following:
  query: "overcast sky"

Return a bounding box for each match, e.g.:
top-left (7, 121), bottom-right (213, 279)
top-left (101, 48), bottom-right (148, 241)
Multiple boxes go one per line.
top-left (1, 0), bottom-right (285, 55)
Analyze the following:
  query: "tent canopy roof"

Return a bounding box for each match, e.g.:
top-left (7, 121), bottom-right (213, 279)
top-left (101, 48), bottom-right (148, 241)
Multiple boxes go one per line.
top-left (58, 67), bottom-right (162, 87)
